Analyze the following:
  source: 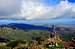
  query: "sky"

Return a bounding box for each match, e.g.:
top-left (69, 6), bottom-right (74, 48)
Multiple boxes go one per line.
top-left (0, 0), bottom-right (75, 20)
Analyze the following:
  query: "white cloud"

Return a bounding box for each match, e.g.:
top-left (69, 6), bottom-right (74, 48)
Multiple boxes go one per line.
top-left (16, 0), bottom-right (73, 20)
top-left (18, 0), bottom-right (52, 20)
top-left (0, 0), bottom-right (21, 16)
top-left (71, 4), bottom-right (75, 12)
top-left (0, 0), bottom-right (75, 20)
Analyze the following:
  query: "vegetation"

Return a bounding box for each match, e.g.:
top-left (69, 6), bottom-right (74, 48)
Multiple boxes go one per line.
top-left (0, 27), bottom-right (75, 49)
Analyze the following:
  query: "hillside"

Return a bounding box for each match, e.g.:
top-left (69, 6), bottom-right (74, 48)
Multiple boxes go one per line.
top-left (0, 23), bottom-right (53, 31)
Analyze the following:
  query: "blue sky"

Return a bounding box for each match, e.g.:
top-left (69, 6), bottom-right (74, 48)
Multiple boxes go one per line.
top-left (0, 0), bottom-right (75, 20)
top-left (40, 0), bottom-right (60, 6)
top-left (68, 0), bottom-right (75, 3)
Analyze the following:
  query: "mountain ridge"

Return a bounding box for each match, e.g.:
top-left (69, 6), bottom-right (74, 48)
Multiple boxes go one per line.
top-left (0, 23), bottom-right (53, 31)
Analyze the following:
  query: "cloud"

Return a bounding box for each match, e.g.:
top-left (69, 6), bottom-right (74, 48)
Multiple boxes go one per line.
top-left (17, 0), bottom-right (73, 20)
top-left (0, 0), bottom-right (21, 16)
top-left (18, 0), bottom-right (52, 20)
top-left (0, 0), bottom-right (75, 20)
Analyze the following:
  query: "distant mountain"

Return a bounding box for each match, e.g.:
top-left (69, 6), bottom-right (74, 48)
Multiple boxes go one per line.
top-left (0, 23), bottom-right (53, 31)
top-left (0, 19), bottom-right (75, 26)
